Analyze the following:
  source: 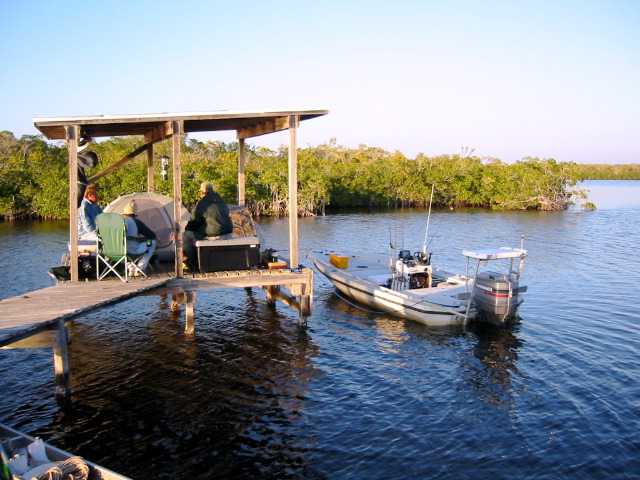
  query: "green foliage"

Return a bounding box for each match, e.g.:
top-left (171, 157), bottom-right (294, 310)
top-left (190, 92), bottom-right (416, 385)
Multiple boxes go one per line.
top-left (0, 130), bottom-right (608, 220)
top-left (574, 163), bottom-right (640, 180)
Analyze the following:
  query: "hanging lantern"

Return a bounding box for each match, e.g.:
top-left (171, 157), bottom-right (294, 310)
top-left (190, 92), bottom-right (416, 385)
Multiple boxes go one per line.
top-left (160, 155), bottom-right (169, 180)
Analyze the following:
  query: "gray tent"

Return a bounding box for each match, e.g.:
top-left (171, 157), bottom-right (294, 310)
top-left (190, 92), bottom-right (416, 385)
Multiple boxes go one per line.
top-left (104, 192), bottom-right (190, 261)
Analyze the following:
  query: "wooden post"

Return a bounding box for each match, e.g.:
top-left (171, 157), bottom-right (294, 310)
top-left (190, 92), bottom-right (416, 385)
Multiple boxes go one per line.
top-left (299, 296), bottom-right (310, 326)
top-left (300, 269), bottom-right (313, 320)
top-left (66, 126), bottom-right (80, 283)
top-left (265, 285), bottom-right (279, 307)
top-left (170, 293), bottom-right (183, 312)
top-left (147, 142), bottom-right (155, 193)
top-left (185, 290), bottom-right (196, 334)
top-left (288, 116), bottom-right (299, 268)
top-left (238, 138), bottom-right (246, 206)
top-left (53, 318), bottom-right (71, 399)
top-left (172, 121), bottom-right (184, 278)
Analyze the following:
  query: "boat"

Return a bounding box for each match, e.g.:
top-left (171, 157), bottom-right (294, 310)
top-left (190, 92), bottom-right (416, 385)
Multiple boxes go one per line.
top-left (312, 241), bottom-right (527, 327)
top-left (0, 422), bottom-right (130, 479)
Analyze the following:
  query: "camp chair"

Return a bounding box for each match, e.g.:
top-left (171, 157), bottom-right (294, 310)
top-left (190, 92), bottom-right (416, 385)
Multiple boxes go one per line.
top-left (95, 213), bottom-right (147, 282)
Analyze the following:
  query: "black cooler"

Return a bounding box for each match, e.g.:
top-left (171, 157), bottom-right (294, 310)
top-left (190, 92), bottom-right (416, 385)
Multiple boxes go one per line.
top-left (194, 235), bottom-right (260, 272)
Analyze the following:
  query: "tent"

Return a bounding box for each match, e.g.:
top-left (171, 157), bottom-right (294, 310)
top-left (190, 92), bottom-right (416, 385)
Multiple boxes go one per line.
top-left (104, 192), bottom-right (264, 262)
top-left (104, 192), bottom-right (190, 261)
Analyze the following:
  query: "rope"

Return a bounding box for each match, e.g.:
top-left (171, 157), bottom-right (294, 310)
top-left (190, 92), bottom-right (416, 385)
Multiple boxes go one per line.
top-left (33, 456), bottom-right (90, 480)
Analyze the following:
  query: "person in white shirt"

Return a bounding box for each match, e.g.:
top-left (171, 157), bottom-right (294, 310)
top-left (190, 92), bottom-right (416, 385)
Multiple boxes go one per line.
top-left (122, 201), bottom-right (157, 276)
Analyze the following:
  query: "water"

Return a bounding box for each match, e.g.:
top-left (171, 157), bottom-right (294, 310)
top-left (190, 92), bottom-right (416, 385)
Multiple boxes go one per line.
top-left (1, 180), bottom-right (639, 479)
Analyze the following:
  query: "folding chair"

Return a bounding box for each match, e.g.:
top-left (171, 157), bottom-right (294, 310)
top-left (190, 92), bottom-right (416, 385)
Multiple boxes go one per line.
top-left (95, 213), bottom-right (146, 282)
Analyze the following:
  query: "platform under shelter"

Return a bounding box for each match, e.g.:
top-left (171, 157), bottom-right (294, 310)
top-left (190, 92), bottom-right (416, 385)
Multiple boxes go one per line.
top-left (34, 109), bottom-right (329, 333)
top-left (34, 109), bottom-right (327, 278)
top-left (0, 109), bottom-right (330, 399)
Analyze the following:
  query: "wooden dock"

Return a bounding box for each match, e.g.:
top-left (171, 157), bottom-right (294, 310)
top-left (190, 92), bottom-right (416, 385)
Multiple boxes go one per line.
top-left (0, 267), bottom-right (313, 398)
top-left (0, 278), bottom-right (169, 348)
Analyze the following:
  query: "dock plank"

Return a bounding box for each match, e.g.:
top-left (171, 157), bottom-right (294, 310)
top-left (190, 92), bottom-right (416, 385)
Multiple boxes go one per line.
top-left (0, 267), bottom-right (314, 347)
top-left (0, 278), bottom-right (169, 347)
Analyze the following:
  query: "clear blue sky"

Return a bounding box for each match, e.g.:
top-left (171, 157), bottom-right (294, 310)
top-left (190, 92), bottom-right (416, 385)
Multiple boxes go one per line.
top-left (1, 0), bottom-right (638, 163)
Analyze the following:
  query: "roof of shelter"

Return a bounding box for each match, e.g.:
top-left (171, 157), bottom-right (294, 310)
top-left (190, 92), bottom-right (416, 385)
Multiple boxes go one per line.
top-left (33, 108), bottom-right (329, 141)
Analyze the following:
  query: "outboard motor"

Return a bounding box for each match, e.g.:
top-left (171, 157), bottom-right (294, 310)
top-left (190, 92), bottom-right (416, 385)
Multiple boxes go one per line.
top-left (472, 271), bottom-right (527, 324)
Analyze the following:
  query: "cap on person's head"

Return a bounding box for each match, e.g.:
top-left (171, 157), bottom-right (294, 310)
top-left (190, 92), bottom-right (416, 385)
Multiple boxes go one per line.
top-left (123, 201), bottom-right (137, 216)
top-left (200, 182), bottom-right (214, 194)
top-left (84, 184), bottom-right (98, 198)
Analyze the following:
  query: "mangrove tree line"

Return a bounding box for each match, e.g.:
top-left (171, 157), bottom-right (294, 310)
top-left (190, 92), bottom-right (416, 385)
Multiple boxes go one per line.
top-left (1, 130), bottom-right (596, 220)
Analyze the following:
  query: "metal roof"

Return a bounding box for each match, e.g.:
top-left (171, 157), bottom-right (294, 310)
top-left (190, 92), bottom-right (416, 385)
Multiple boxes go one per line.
top-left (33, 108), bottom-right (329, 140)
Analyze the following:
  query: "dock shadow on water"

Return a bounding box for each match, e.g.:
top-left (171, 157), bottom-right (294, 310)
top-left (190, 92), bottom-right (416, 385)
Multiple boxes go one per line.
top-left (4, 284), bottom-right (530, 480)
top-left (31, 290), bottom-right (322, 479)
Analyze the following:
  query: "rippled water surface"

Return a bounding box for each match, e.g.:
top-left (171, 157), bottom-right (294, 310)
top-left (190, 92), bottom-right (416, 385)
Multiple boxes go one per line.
top-left (1, 181), bottom-right (639, 479)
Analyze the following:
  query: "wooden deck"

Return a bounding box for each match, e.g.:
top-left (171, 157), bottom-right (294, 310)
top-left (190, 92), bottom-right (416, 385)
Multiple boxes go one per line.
top-left (0, 277), bottom-right (169, 348)
top-left (0, 267), bottom-right (313, 348)
top-left (0, 267), bottom-right (313, 398)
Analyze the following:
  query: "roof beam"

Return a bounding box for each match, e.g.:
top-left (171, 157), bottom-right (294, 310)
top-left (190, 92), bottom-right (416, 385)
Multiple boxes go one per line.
top-left (145, 121), bottom-right (174, 144)
top-left (87, 143), bottom-right (148, 183)
top-left (236, 117), bottom-right (290, 139)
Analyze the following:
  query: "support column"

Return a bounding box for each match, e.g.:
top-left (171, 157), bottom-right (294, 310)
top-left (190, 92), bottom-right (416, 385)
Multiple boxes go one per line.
top-left (288, 116), bottom-right (299, 268)
top-left (185, 290), bottom-right (196, 334)
top-left (170, 293), bottom-right (183, 312)
top-left (53, 318), bottom-right (71, 399)
top-left (265, 285), bottom-right (279, 307)
top-left (147, 143), bottom-right (155, 193)
top-left (299, 269), bottom-right (313, 319)
top-left (172, 121), bottom-right (184, 277)
top-left (66, 126), bottom-right (80, 283)
top-left (238, 138), bottom-right (246, 206)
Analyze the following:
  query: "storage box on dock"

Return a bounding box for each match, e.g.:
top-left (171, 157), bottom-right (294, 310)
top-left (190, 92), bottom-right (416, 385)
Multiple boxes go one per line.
top-left (195, 236), bottom-right (260, 272)
top-left (330, 253), bottom-right (349, 269)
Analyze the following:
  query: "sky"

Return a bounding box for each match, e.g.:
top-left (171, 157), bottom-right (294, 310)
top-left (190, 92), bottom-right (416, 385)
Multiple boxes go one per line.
top-left (1, 0), bottom-right (638, 164)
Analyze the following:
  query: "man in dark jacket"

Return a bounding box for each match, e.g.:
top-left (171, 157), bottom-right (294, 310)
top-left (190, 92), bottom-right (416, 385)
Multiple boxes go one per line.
top-left (183, 182), bottom-right (234, 268)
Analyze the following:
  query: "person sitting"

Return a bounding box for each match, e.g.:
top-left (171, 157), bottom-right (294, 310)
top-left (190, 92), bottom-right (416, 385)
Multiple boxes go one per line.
top-left (78, 184), bottom-right (103, 241)
top-left (122, 201), bottom-right (157, 277)
top-left (183, 181), bottom-right (233, 269)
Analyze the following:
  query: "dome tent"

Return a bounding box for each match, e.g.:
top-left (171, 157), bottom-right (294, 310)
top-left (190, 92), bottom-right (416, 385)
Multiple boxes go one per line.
top-left (104, 192), bottom-right (264, 263)
top-left (104, 192), bottom-right (190, 261)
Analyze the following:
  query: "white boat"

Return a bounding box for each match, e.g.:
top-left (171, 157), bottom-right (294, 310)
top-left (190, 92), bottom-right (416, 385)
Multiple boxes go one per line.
top-left (1, 423), bottom-right (130, 480)
top-left (313, 243), bottom-right (527, 327)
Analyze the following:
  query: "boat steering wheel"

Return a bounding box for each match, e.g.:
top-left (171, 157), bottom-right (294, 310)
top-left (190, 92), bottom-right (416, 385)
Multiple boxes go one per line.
top-left (414, 251), bottom-right (430, 265)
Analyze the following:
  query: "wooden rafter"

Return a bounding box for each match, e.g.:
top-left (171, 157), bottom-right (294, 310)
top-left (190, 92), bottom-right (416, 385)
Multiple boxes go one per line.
top-left (237, 117), bottom-right (290, 139)
top-left (87, 143), bottom-right (149, 183)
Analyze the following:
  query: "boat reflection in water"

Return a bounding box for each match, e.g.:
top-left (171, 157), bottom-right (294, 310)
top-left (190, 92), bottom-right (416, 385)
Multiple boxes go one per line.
top-left (464, 323), bottom-right (524, 408)
top-left (324, 290), bottom-right (525, 410)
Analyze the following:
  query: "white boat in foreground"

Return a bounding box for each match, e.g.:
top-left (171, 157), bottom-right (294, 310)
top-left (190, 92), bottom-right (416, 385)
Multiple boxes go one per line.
top-left (1, 423), bottom-right (130, 480)
top-left (313, 243), bottom-right (527, 327)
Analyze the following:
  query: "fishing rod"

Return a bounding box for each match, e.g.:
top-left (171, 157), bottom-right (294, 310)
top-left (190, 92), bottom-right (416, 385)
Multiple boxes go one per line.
top-left (422, 184), bottom-right (435, 254)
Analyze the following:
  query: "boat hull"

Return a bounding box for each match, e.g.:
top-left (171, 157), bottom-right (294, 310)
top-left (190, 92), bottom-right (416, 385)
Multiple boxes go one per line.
top-left (1, 423), bottom-right (130, 480)
top-left (313, 255), bottom-right (470, 327)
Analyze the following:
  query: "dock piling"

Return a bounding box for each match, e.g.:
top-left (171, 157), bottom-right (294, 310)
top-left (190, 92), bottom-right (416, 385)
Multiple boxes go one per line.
top-left (53, 318), bottom-right (71, 399)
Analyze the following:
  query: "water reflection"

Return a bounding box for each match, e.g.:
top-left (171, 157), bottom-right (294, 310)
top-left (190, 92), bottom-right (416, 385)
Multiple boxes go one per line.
top-left (324, 287), bottom-right (526, 412)
top-left (464, 323), bottom-right (524, 408)
top-left (41, 292), bottom-right (322, 479)
top-left (3, 181), bottom-right (639, 479)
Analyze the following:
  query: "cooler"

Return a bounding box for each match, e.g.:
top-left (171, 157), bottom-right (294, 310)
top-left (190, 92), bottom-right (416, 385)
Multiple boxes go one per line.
top-left (194, 235), bottom-right (260, 272)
